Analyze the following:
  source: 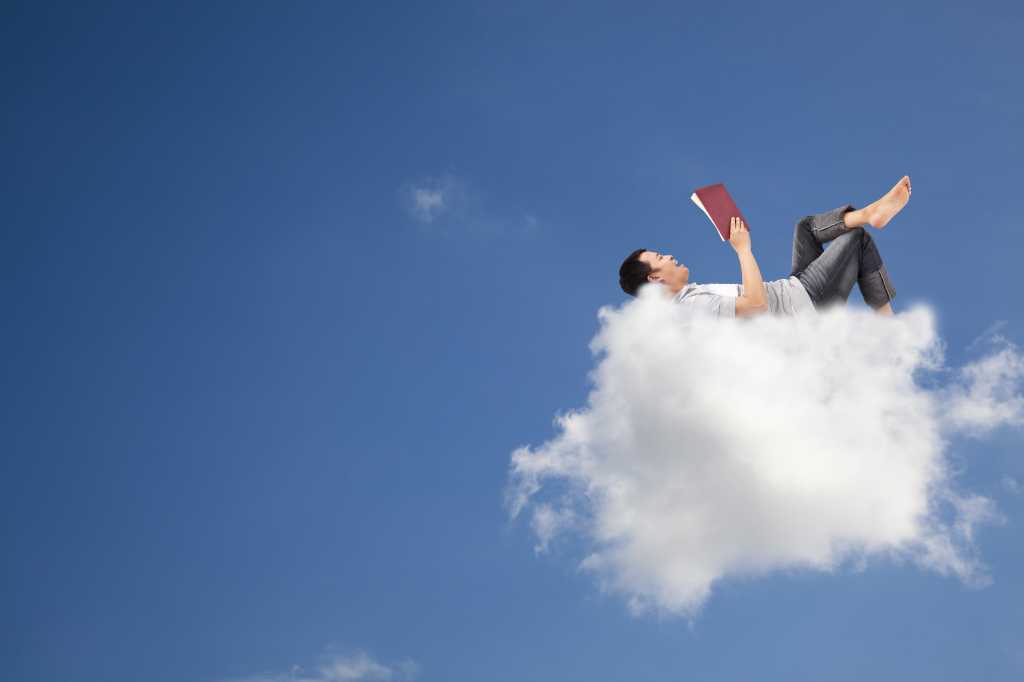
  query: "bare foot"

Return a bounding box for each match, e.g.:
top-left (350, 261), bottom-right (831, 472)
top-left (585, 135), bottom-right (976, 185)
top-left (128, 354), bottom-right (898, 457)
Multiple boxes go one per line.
top-left (864, 176), bottom-right (912, 229)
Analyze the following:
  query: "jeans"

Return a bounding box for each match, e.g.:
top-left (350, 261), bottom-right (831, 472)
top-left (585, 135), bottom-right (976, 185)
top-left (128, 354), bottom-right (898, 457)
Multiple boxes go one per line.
top-left (790, 204), bottom-right (896, 310)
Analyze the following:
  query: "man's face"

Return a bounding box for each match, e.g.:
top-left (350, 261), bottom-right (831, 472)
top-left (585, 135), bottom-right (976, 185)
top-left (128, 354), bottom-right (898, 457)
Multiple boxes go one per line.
top-left (639, 250), bottom-right (689, 290)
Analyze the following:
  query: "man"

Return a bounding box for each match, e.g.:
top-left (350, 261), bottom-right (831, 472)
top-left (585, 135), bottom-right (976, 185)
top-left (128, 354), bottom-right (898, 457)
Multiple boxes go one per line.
top-left (618, 176), bottom-right (911, 318)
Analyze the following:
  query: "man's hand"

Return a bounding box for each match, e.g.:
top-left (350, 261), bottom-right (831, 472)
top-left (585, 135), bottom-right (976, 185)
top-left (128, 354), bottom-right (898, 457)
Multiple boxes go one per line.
top-left (728, 216), bottom-right (768, 317)
top-left (728, 216), bottom-right (751, 252)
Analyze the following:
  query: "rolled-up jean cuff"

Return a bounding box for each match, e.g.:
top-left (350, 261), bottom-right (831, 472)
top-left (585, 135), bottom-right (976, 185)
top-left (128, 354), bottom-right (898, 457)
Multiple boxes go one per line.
top-left (811, 204), bottom-right (856, 243)
top-left (878, 265), bottom-right (896, 301)
top-left (863, 265), bottom-right (896, 308)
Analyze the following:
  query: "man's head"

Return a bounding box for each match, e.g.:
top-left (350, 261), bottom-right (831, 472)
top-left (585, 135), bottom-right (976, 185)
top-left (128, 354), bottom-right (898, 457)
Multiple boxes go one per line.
top-left (618, 249), bottom-right (690, 297)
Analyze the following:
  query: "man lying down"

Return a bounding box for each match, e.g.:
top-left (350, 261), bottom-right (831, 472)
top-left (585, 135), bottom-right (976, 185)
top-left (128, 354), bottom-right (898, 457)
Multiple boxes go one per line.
top-left (617, 176), bottom-right (911, 318)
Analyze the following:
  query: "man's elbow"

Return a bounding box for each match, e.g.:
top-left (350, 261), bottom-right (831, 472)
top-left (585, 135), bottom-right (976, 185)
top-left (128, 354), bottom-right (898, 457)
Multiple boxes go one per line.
top-left (735, 296), bottom-right (769, 318)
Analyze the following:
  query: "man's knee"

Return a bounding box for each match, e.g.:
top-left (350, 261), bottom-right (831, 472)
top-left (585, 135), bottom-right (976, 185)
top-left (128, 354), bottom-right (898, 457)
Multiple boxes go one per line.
top-left (830, 226), bottom-right (867, 248)
top-left (794, 216), bottom-right (817, 243)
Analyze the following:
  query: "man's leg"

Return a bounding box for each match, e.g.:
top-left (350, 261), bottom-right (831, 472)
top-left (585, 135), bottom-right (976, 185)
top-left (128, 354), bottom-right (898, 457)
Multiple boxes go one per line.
top-left (788, 204), bottom-right (851, 277)
top-left (793, 217), bottom-right (896, 310)
top-left (789, 176), bottom-right (910, 312)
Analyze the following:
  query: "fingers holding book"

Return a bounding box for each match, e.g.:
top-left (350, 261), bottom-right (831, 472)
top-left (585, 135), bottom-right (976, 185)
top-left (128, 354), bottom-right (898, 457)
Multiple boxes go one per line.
top-left (728, 216), bottom-right (751, 252)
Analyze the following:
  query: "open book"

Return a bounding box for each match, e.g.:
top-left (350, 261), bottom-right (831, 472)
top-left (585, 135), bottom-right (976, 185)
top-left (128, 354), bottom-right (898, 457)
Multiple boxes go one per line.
top-left (690, 183), bottom-right (748, 241)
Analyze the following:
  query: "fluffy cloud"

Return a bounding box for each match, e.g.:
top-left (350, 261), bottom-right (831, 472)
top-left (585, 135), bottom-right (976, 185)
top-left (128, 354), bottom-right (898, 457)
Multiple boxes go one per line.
top-left (507, 289), bottom-right (1024, 616)
top-left (227, 650), bottom-right (418, 682)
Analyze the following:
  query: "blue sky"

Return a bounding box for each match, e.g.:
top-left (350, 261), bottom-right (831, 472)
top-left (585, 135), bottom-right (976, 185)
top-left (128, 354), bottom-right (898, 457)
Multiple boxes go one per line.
top-left (3, 2), bottom-right (1024, 681)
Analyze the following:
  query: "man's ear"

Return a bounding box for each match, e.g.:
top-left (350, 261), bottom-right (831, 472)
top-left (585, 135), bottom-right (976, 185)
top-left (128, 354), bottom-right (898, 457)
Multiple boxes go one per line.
top-left (647, 274), bottom-right (661, 284)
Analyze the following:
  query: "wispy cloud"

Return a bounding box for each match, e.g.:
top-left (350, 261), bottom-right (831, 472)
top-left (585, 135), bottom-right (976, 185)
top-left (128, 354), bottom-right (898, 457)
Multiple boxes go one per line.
top-left (530, 503), bottom-right (576, 554)
top-left (401, 173), bottom-right (540, 237)
top-left (507, 291), bottom-right (1024, 617)
top-left (411, 187), bottom-right (446, 223)
top-left (225, 649), bottom-right (418, 682)
top-left (944, 344), bottom-right (1024, 436)
top-left (405, 174), bottom-right (462, 225)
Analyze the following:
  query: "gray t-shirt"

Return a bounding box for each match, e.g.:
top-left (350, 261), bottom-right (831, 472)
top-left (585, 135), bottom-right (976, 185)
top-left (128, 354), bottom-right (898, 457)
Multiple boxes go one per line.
top-left (673, 277), bottom-right (815, 318)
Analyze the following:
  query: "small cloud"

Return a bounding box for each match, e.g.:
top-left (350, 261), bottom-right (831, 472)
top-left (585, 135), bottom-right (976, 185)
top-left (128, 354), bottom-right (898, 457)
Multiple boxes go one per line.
top-left (943, 342), bottom-right (1024, 436)
top-left (404, 175), bottom-right (462, 224)
top-left (411, 187), bottom-right (445, 222)
top-left (225, 648), bottom-right (417, 682)
top-left (317, 651), bottom-right (394, 681)
top-left (401, 173), bottom-right (540, 237)
top-left (1003, 475), bottom-right (1022, 495)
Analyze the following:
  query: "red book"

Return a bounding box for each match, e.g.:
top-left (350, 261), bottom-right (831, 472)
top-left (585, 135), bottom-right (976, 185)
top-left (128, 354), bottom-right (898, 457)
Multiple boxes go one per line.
top-left (690, 183), bottom-right (748, 241)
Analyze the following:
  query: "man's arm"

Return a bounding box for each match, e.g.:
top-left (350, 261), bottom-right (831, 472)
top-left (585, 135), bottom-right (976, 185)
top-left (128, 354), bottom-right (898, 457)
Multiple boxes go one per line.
top-left (729, 217), bottom-right (768, 318)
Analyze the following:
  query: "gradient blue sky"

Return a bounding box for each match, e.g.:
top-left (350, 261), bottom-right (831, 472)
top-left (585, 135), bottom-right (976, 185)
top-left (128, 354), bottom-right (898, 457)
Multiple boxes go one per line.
top-left (4, 2), bottom-right (1024, 681)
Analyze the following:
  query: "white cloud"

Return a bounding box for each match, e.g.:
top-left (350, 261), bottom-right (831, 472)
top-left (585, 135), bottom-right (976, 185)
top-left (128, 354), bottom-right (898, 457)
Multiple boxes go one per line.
top-left (401, 173), bottom-right (540, 236)
top-left (507, 289), bottom-right (1024, 617)
top-left (405, 175), bottom-right (461, 224)
top-left (943, 345), bottom-right (1024, 436)
top-left (226, 650), bottom-right (418, 682)
top-left (411, 188), bottom-right (445, 222)
top-left (316, 652), bottom-right (393, 681)
top-left (530, 503), bottom-right (576, 554)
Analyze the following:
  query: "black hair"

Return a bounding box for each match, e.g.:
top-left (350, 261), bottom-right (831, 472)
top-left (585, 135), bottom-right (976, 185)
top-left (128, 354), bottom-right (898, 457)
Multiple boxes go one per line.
top-left (618, 248), bottom-right (651, 297)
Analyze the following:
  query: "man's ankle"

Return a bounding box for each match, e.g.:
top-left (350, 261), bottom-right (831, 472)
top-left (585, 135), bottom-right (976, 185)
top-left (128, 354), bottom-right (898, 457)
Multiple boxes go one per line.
top-left (844, 207), bottom-right (868, 229)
